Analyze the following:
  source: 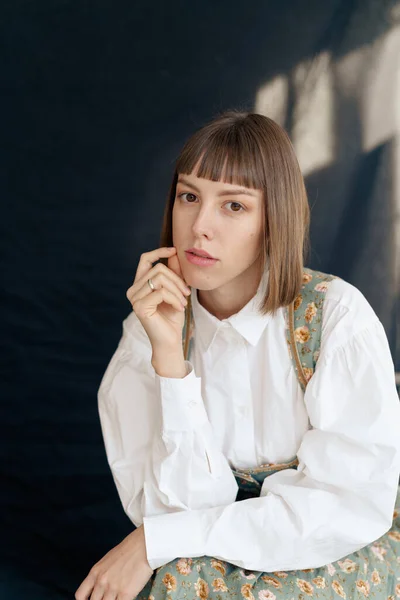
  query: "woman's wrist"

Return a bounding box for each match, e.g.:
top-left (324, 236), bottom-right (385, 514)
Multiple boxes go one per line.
top-left (151, 348), bottom-right (187, 378)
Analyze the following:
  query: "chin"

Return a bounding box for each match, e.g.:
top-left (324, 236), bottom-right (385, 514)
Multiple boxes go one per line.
top-left (183, 273), bottom-right (220, 291)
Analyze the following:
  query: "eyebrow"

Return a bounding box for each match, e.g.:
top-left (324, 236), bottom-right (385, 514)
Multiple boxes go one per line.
top-left (177, 176), bottom-right (258, 198)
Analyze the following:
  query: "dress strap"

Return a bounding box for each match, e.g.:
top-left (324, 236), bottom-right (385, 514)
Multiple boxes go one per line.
top-left (284, 268), bottom-right (338, 392)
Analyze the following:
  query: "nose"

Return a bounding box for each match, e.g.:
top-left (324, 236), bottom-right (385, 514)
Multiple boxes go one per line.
top-left (191, 205), bottom-right (215, 239)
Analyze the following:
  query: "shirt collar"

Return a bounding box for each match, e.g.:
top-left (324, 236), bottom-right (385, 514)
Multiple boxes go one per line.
top-left (190, 259), bottom-right (272, 351)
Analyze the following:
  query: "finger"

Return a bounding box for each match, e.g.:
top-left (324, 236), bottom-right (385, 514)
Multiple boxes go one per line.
top-left (90, 582), bottom-right (108, 600)
top-left (129, 272), bottom-right (188, 308)
top-left (102, 590), bottom-right (117, 600)
top-left (134, 247), bottom-right (176, 284)
top-left (144, 262), bottom-right (189, 295)
top-left (168, 251), bottom-right (186, 283)
top-left (134, 287), bottom-right (186, 316)
top-left (75, 572), bottom-right (97, 600)
top-left (127, 263), bottom-right (190, 302)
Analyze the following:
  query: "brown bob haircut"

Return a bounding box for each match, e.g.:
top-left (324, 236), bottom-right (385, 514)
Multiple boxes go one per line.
top-left (159, 109), bottom-right (310, 316)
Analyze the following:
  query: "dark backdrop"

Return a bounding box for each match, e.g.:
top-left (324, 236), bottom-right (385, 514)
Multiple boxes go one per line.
top-left (1, 1), bottom-right (399, 598)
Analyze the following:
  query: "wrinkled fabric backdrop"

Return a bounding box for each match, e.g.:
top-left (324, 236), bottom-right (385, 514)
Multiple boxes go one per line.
top-left (1, 1), bottom-right (399, 598)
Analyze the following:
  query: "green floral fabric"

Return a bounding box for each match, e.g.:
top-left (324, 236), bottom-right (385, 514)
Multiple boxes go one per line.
top-left (138, 481), bottom-right (400, 600)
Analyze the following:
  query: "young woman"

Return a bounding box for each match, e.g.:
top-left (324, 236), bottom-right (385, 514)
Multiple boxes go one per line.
top-left (75, 111), bottom-right (400, 600)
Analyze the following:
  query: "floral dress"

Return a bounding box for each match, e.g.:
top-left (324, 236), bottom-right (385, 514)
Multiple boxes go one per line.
top-left (136, 268), bottom-right (400, 600)
top-left (137, 467), bottom-right (400, 600)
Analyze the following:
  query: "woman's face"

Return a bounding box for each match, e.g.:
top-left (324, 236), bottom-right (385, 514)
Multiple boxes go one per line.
top-left (172, 167), bottom-right (265, 292)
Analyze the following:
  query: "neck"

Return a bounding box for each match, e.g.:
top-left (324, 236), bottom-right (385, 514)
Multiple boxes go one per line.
top-left (197, 257), bottom-right (265, 320)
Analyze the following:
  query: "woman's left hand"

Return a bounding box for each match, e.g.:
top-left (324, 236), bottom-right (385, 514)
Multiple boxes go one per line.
top-left (75, 524), bottom-right (154, 600)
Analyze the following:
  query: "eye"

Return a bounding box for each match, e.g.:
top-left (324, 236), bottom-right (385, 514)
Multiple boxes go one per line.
top-left (178, 192), bottom-right (197, 203)
top-left (226, 201), bottom-right (245, 213)
top-left (177, 192), bottom-right (245, 213)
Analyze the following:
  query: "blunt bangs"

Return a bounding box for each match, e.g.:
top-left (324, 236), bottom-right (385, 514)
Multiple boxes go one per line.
top-left (175, 120), bottom-right (268, 191)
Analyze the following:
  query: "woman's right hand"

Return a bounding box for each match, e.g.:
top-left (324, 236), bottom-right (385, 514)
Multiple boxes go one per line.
top-left (126, 247), bottom-right (191, 353)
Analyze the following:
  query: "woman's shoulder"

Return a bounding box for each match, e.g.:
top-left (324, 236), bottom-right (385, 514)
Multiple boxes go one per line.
top-left (302, 266), bottom-right (377, 319)
top-left (303, 266), bottom-right (381, 357)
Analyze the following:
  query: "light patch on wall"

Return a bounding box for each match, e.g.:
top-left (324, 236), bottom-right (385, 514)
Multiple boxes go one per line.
top-left (291, 51), bottom-right (334, 176)
top-left (254, 51), bottom-right (334, 176)
top-left (254, 75), bottom-right (288, 127)
top-left (361, 26), bottom-right (400, 152)
top-left (395, 31), bottom-right (400, 313)
top-left (360, 23), bottom-right (400, 337)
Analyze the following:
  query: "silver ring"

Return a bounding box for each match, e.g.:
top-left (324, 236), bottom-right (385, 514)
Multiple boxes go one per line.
top-left (148, 278), bottom-right (155, 291)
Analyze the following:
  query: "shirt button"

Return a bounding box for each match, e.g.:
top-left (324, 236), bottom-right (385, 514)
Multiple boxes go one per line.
top-left (188, 400), bottom-right (197, 407)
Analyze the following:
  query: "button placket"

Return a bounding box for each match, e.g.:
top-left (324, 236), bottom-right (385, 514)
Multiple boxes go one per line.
top-left (227, 331), bottom-right (251, 420)
top-left (228, 338), bottom-right (256, 466)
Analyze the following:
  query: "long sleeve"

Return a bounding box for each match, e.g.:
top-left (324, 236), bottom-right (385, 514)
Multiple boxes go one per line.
top-left (97, 311), bottom-right (238, 529)
top-left (143, 318), bottom-right (400, 571)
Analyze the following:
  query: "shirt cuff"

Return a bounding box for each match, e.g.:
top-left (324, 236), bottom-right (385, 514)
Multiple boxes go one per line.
top-left (155, 360), bottom-right (210, 433)
top-left (143, 508), bottom-right (211, 570)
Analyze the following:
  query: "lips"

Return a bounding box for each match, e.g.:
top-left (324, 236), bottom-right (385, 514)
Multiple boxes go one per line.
top-left (185, 251), bottom-right (218, 266)
top-left (186, 248), bottom-right (216, 259)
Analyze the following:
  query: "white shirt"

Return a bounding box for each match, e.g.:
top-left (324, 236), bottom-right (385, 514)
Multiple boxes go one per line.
top-left (97, 265), bottom-right (400, 572)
